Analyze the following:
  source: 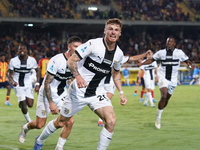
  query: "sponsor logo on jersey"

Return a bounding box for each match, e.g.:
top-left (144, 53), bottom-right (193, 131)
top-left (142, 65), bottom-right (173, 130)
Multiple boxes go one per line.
top-left (144, 65), bottom-right (155, 71)
top-left (88, 63), bottom-right (110, 74)
top-left (103, 58), bottom-right (112, 65)
top-left (166, 56), bottom-right (172, 59)
top-left (20, 64), bottom-right (27, 67)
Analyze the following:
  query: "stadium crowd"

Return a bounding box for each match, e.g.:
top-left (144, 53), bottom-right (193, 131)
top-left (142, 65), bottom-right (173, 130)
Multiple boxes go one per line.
top-left (4, 0), bottom-right (196, 21)
top-left (0, 26), bottom-right (200, 64)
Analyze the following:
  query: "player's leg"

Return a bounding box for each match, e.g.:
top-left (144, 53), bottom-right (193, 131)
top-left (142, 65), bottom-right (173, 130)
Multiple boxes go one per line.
top-left (5, 82), bottom-right (12, 106)
top-left (34, 114), bottom-right (72, 150)
top-left (55, 116), bottom-right (74, 150)
top-left (133, 77), bottom-right (139, 96)
top-left (95, 106), bottom-right (115, 150)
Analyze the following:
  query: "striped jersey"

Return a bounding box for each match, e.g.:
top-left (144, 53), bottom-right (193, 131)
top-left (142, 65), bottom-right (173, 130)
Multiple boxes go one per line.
top-left (153, 48), bottom-right (189, 82)
top-left (9, 56), bottom-right (38, 87)
top-left (0, 61), bottom-right (8, 82)
top-left (38, 58), bottom-right (50, 78)
top-left (76, 38), bottom-right (123, 97)
top-left (140, 60), bottom-right (157, 80)
top-left (39, 53), bottom-right (73, 102)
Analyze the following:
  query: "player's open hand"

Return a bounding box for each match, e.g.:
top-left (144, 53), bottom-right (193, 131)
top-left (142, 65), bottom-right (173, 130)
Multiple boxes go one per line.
top-left (146, 50), bottom-right (152, 57)
top-left (34, 85), bottom-right (40, 93)
top-left (120, 94), bottom-right (128, 105)
top-left (75, 75), bottom-right (88, 88)
top-left (49, 102), bottom-right (59, 115)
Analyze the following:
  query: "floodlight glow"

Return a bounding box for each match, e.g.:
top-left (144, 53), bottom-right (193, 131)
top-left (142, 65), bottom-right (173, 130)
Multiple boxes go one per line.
top-left (28, 24), bottom-right (33, 27)
top-left (88, 7), bottom-right (97, 11)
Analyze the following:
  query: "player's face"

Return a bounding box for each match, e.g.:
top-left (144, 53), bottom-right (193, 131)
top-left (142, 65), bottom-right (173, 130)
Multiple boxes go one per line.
top-left (68, 41), bottom-right (82, 55)
top-left (18, 45), bottom-right (28, 56)
top-left (0, 56), bottom-right (5, 62)
top-left (166, 38), bottom-right (175, 50)
top-left (104, 23), bottom-right (121, 43)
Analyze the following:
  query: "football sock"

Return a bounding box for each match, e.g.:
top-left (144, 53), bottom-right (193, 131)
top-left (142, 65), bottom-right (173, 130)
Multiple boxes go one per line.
top-left (97, 127), bottom-right (113, 150)
top-left (147, 92), bottom-right (154, 106)
top-left (134, 90), bottom-right (137, 94)
top-left (24, 112), bottom-right (31, 123)
top-left (98, 118), bottom-right (103, 122)
top-left (23, 123), bottom-right (29, 132)
top-left (141, 90), bottom-right (144, 98)
top-left (156, 108), bottom-right (164, 121)
top-left (6, 95), bottom-right (10, 101)
top-left (151, 90), bottom-right (154, 99)
top-left (56, 137), bottom-right (67, 148)
top-left (37, 120), bottom-right (57, 145)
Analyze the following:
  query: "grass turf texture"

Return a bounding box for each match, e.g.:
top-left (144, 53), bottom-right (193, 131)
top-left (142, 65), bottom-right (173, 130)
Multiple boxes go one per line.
top-left (0, 85), bottom-right (199, 150)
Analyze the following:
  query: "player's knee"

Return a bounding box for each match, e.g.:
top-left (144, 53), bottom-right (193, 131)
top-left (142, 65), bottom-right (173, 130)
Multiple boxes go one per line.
top-left (36, 123), bottom-right (45, 129)
top-left (161, 94), bottom-right (167, 101)
top-left (105, 115), bottom-right (116, 127)
top-left (65, 118), bottom-right (74, 128)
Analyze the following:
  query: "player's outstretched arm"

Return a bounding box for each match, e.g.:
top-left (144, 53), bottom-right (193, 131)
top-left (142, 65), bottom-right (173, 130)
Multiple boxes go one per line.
top-left (67, 53), bottom-right (88, 88)
top-left (140, 58), bottom-right (155, 66)
top-left (112, 68), bottom-right (128, 105)
top-left (128, 50), bottom-right (152, 62)
top-left (44, 72), bottom-right (59, 115)
top-left (184, 59), bottom-right (193, 69)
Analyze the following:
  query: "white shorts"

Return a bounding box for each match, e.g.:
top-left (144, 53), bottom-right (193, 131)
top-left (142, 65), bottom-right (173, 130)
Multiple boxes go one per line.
top-left (104, 83), bottom-right (116, 95)
top-left (144, 78), bottom-right (155, 90)
top-left (36, 91), bottom-right (66, 118)
top-left (157, 77), bottom-right (177, 95)
top-left (193, 75), bottom-right (199, 79)
top-left (60, 80), bottom-right (113, 118)
top-left (14, 86), bottom-right (34, 102)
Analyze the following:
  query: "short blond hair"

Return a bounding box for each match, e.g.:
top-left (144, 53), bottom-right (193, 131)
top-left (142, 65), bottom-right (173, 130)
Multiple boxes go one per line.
top-left (105, 18), bottom-right (122, 29)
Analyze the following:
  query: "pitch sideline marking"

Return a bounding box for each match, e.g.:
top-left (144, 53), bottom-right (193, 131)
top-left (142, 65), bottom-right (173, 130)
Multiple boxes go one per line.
top-left (0, 145), bottom-right (19, 150)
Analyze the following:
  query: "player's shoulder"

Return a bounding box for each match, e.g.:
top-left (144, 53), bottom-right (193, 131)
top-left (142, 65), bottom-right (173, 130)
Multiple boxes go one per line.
top-left (50, 53), bottom-right (66, 63)
top-left (174, 48), bottom-right (184, 52)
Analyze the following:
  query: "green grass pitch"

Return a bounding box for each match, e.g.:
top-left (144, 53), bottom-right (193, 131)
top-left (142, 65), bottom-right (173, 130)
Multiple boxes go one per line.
top-left (0, 85), bottom-right (199, 150)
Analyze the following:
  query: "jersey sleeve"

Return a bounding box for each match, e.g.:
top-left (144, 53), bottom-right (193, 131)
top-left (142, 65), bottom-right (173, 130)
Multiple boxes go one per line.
top-left (46, 57), bottom-right (59, 76)
top-left (8, 59), bottom-right (14, 70)
top-left (122, 56), bottom-right (129, 64)
top-left (75, 40), bottom-right (94, 60)
top-left (32, 58), bottom-right (38, 69)
top-left (180, 51), bottom-right (189, 62)
top-left (153, 51), bottom-right (161, 60)
top-left (113, 55), bottom-right (123, 71)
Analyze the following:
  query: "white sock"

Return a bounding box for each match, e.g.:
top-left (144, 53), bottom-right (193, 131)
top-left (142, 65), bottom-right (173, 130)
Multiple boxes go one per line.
top-left (24, 112), bottom-right (31, 123)
top-left (98, 118), bottom-right (103, 122)
top-left (56, 137), bottom-right (67, 148)
top-left (156, 108), bottom-right (164, 121)
top-left (97, 127), bottom-right (113, 150)
top-left (144, 96), bottom-right (148, 104)
top-left (147, 92), bottom-right (154, 106)
top-left (37, 120), bottom-right (57, 145)
top-left (23, 123), bottom-right (29, 132)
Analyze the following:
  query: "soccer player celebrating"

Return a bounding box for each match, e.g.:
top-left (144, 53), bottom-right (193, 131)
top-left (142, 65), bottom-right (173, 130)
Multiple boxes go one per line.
top-left (19, 36), bottom-right (82, 147)
top-left (140, 51), bottom-right (158, 107)
top-left (140, 36), bottom-right (193, 129)
top-left (0, 53), bottom-right (12, 106)
top-left (8, 44), bottom-right (40, 123)
top-left (33, 18), bottom-right (129, 150)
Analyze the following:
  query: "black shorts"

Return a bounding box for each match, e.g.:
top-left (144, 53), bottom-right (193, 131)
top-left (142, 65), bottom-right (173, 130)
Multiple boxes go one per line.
top-left (136, 77), bottom-right (145, 88)
top-left (0, 81), bottom-right (10, 88)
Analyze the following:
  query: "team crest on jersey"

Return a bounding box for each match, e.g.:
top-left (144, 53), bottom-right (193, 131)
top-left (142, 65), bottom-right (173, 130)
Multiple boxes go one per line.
top-left (64, 108), bottom-right (69, 114)
top-left (113, 60), bottom-right (117, 66)
top-left (175, 55), bottom-right (177, 58)
top-left (81, 46), bottom-right (87, 52)
top-left (42, 110), bottom-right (46, 116)
top-left (28, 64), bottom-right (30, 67)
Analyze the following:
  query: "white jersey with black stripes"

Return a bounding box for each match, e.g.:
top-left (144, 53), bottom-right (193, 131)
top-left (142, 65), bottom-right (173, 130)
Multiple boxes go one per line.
top-left (9, 56), bottom-right (38, 87)
top-left (75, 38), bottom-right (124, 97)
top-left (153, 48), bottom-right (188, 83)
